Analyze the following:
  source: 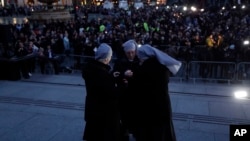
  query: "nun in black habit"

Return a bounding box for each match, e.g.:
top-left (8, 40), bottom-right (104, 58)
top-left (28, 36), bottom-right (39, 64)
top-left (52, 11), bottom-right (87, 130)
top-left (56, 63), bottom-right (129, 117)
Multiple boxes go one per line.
top-left (112, 40), bottom-right (140, 140)
top-left (82, 43), bottom-right (120, 141)
top-left (133, 44), bottom-right (182, 141)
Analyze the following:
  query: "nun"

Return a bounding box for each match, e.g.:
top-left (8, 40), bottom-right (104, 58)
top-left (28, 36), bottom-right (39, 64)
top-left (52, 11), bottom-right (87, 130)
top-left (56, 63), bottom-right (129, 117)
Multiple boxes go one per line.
top-left (133, 44), bottom-right (181, 141)
top-left (82, 43), bottom-right (120, 141)
top-left (112, 39), bottom-right (140, 141)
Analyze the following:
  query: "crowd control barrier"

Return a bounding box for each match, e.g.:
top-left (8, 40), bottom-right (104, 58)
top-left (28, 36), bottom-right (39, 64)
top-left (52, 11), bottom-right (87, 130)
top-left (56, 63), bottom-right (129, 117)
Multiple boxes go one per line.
top-left (32, 54), bottom-right (250, 84)
top-left (188, 61), bottom-right (237, 84)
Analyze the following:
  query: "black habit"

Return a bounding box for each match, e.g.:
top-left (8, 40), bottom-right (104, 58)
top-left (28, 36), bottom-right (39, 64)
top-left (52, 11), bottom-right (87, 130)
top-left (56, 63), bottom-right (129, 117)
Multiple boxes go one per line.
top-left (82, 60), bottom-right (120, 141)
top-left (133, 57), bottom-right (177, 141)
top-left (113, 57), bottom-right (140, 135)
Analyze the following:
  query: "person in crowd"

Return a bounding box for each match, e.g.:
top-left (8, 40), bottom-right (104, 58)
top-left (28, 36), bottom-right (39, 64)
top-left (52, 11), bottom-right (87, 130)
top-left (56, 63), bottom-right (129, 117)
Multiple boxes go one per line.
top-left (82, 43), bottom-right (120, 141)
top-left (112, 39), bottom-right (140, 141)
top-left (133, 44), bottom-right (182, 141)
top-left (61, 32), bottom-right (73, 73)
top-left (63, 32), bottom-right (71, 55)
top-left (43, 45), bottom-right (60, 74)
top-left (37, 47), bottom-right (46, 74)
top-left (206, 34), bottom-right (216, 50)
top-left (15, 41), bottom-right (30, 79)
top-left (26, 41), bottom-right (39, 75)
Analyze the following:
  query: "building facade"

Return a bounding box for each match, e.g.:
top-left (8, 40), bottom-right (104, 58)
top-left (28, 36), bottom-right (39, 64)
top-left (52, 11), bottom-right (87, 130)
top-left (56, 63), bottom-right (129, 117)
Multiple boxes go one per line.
top-left (2, 0), bottom-right (73, 7)
top-left (2, 0), bottom-right (249, 7)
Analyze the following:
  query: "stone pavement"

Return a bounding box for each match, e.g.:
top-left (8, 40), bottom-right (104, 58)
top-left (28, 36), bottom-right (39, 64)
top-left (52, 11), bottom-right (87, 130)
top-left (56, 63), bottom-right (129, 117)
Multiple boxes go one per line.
top-left (0, 73), bottom-right (250, 141)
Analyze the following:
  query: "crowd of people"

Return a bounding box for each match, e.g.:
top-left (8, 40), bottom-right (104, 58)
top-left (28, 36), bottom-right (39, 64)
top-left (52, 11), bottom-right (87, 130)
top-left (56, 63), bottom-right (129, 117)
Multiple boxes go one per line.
top-left (0, 3), bottom-right (249, 78)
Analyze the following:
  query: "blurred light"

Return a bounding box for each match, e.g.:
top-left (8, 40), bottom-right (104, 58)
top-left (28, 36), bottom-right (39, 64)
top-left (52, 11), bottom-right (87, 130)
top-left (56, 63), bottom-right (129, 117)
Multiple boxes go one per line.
top-left (233, 6), bottom-right (236, 9)
top-left (242, 5), bottom-right (246, 9)
top-left (222, 7), bottom-right (225, 10)
top-left (183, 6), bottom-right (187, 11)
top-left (138, 44), bottom-right (142, 48)
top-left (234, 90), bottom-right (248, 99)
top-left (156, 6), bottom-right (159, 10)
top-left (191, 6), bottom-right (197, 11)
top-left (243, 40), bottom-right (249, 45)
top-left (166, 6), bottom-right (170, 9)
top-left (13, 18), bottom-right (17, 25)
top-left (229, 44), bottom-right (235, 50)
top-left (174, 5), bottom-right (178, 8)
top-left (200, 8), bottom-right (204, 12)
top-left (23, 18), bottom-right (28, 23)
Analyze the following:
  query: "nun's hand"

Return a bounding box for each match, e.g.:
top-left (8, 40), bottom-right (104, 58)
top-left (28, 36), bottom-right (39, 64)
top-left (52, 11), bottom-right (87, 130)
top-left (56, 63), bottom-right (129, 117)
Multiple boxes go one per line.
top-left (113, 71), bottom-right (120, 77)
top-left (123, 79), bottom-right (128, 84)
top-left (124, 70), bottom-right (133, 77)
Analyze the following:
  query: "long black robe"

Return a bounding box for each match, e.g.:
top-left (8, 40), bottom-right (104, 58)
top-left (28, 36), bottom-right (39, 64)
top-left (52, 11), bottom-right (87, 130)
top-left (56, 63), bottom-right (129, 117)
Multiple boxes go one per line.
top-left (112, 57), bottom-right (140, 135)
top-left (133, 57), bottom-right (177, 141)
top-left (82, 60), bottom-right (120, 141)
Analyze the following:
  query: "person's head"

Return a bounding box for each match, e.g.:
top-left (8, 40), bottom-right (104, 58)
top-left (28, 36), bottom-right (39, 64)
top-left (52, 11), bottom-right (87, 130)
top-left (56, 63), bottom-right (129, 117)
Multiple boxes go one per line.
top-left (122, 40), bottom-right (137, 61)
top-left (18, 41), bottom-right (24, 48)
top-left (47, 45), bottom-right (51, 50)
top-left (136, 44), bottom-right (154, 64)
top-left (95, 43), bottom-right (113, 64)
top-left (29, 41), bottom-right (34, 48)
top-left (137, 44), bottom-right (182, 74)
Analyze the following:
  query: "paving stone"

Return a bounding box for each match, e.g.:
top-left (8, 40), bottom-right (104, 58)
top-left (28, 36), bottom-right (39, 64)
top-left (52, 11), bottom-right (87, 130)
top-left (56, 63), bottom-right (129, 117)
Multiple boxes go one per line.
top-left (0, 110), bottom-right (35, 129)
top-left (190, 121), bottom-right (229, 134)
top-left (170, 97), bottom-right (179, 112)
top-left (173, 119), bottom-right (190, 130)
top-left (24, 106), bottom-right (84, 118)
top-left (0, 103), bottom-right (30, 111)
top-left (242, 104), bottom-right (250, 119)
top-left (176, 129), bottom-right (215, 141)
top-left (0, 127), bottom-right (10, 137)
top-left (175, 99), bottom-right (210, 115)
top-left (49, 118), bottom-right (84, 141)
top-left (0, 114), bottom-right (69, 141)
top-left (209, 101), bottom-right (247, 119)
top-left (214, 133), bottom-right (229, 141)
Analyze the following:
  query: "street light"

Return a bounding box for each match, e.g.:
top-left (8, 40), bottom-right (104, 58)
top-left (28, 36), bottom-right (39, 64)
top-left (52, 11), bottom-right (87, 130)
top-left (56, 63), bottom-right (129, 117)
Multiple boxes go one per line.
top-left (234, 90), bottom-right (248, 99)
top-left (191, 6), bottom-right (197, 12)
top-left (183, 6), bottom-right (187, 11)
top-left (243, 40), bottom-right (249, 45)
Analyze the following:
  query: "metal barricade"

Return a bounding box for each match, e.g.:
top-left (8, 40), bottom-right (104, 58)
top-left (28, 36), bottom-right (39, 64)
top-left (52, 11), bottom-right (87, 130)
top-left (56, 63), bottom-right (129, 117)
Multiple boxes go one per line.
top-left (61, 54), bottom-right (116, 72)
top-left (170, 61), bottom-right (187, 82)
top-left (236, 62), bottom-right (250, 82)
top-left (64, 54), bottom-right (187, 82)
top-left (188, 61), bottom-right (237, 84)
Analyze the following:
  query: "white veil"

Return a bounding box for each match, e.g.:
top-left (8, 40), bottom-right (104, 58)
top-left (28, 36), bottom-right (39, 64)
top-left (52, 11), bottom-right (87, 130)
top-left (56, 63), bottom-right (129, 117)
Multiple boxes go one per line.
top-left (137, 44), bottom-right (182, 75)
